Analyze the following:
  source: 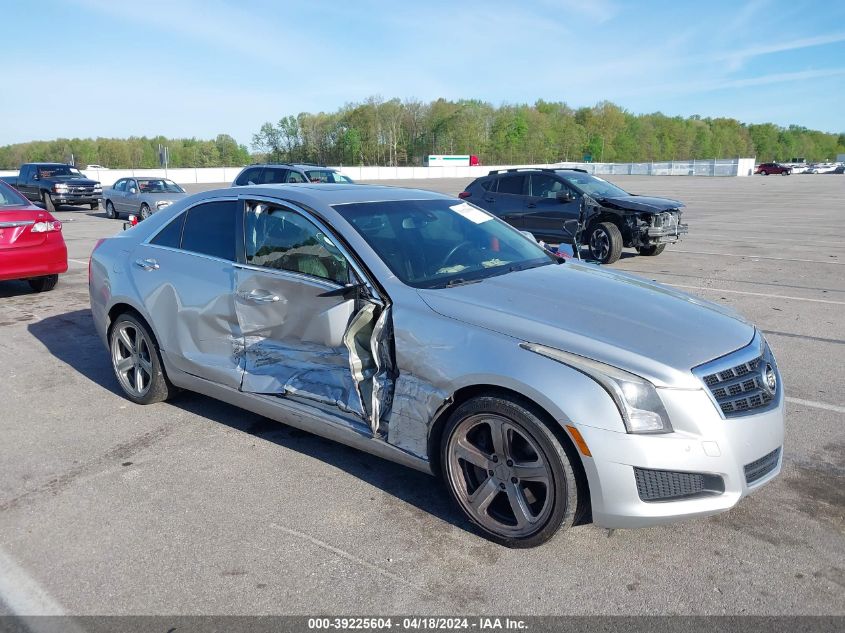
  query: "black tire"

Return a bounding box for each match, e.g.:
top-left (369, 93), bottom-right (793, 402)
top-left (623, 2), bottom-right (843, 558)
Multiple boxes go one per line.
top-left (139, 204), bottom-right (151, 221)
top-left (43, 191), bottom-right (56, 213)
top-left (637, 243), bottom-right (666, 256)
top-left (28, 274), bottom-right (58, 292)
top-left (109, 312), bottom-right (173, 405)
top-left (761, 170), bottom-right (769, 176)
top-left (440, 395), bottom-right (580, 548)
top-left (105, 200), bottom-right (116, 219)
top-left (782, 170), bottom-right (790, 176)
top-left (587, 221), bottom-right (623, 264)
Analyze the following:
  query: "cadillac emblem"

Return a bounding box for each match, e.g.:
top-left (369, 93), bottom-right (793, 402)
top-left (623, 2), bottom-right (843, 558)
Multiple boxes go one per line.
top-left (764, 363), bottom-right (777, 394)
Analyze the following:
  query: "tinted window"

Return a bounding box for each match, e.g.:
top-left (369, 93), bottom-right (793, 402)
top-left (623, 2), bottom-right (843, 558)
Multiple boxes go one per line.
top-left (235, 167), bottom-right (261, 186)
top-left (286, 170), bottom-right (308, 183)
top-left (245, 203), bottom-right (349, 283)
top-left (150, 212), bottom-right (185, 248)
top-left (114, 179), bottom-right (126, 192)
top-left (497, 175), bottom-right (525, 195)
top-left (181, 200), bottom-right (237, 261)
top-left (258, 168), bottom-right (288, 184)
top-left (530, 174), bottom-right (563, 198)
top-left (305, 170), bottom-right (351, 183)
top-left (479, 179), bottom-right (494, 191)
top-left (0, 181), bottom-right (28, 207)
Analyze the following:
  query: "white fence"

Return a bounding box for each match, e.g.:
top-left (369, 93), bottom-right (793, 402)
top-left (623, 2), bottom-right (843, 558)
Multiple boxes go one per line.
top-left (0, 158), bottom-right (757, 185)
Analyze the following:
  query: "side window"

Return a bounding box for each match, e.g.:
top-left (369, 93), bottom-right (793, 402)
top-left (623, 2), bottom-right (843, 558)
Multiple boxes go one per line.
top-left (286, 171), bottom-right (308, 183)
top-left (259, 168), bottom-right (288, 184)
top-left (479, 179), bottom-right (495, 192)
top-left (245, 203), bottom-right (350, 284)
top-left (530, 174), bottom-right (563, 198)
top-left (127, 179), bottom-right (137, 192)
top-left (497, 175), bottom-right (525, 195)
top-left (181, 200), bottom-right (237, 261)
top-left (150, 212), bottom-right (186, 248)
top-left (114, 179), bottom-right (126, 192)
top-left (235, 167), bottom-right (261, 186)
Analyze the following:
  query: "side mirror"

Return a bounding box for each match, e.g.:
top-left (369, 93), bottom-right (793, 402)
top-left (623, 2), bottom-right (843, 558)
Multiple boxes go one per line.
top-left (129, 187), bottom-right (137, 194)
top-left (32, 174), bottom-right (39, 181)
top-left (556, 190), bottom-right (574, 202)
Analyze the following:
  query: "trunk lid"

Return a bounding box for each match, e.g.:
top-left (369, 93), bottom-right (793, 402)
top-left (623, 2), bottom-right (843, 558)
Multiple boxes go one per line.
top-left (0, 208), bottom-right (56, 249)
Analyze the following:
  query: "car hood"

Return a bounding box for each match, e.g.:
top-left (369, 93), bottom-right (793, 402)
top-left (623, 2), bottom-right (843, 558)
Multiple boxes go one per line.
top-left (418, 262), bottom-right (754, 389)
top-left (598, 195), bottom-right (684, 213)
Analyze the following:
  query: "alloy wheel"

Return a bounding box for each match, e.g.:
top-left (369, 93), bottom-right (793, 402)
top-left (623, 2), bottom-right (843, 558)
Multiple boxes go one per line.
top-left (446, 413), bottom-right (554, 538)
top-left (589, 228), bottom-right (610, 261)
top-left (111, 322), bottom-right (153, 398)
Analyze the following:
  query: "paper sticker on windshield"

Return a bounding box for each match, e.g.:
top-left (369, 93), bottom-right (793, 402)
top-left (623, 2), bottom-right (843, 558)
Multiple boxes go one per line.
top-left (450, 202), bottom-right (491, 224)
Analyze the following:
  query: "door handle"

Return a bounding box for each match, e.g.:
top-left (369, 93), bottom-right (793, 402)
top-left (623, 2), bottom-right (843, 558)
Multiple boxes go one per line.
top-left (134, 258), bottom-right (159, 271)
top-left (241, 289), bottom-right (280, 303)
top-left (526, 203), bottom-right (537, 208)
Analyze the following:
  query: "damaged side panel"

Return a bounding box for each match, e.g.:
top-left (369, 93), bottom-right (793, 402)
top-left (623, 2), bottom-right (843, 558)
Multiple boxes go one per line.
top-left (235, 266), bottom-right (397, 434)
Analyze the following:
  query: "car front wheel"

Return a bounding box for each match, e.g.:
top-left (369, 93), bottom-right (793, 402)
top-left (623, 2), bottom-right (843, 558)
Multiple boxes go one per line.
top-left (441, 395), bottom-right (580, 548)
top-left (105, 201), bottom-right (116, 219)
top-left (587, 221), bottom-right (623, 264)
top-left (109, 313), bottom-right (172, 405)
top-left (139, 204), bottom-right (151, 220)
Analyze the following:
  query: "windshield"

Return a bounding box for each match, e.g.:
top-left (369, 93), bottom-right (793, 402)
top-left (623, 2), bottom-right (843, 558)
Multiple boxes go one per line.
top-left (306, 170), bottom-right (353, 184)
top-left (334, 199), bottom-right (554, 289)
top-left (0, 181), bottom-right (29, 208)
top-left (37, 165), bottom-right (84, 178)
top-left (562, 173), bottom-right (629, 199)
top-left (137, 179), bottom-right (184, 193)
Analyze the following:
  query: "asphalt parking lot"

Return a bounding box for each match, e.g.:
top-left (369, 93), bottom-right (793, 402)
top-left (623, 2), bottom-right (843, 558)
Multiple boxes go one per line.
top-left (0, 175), bottom-right (843, 616)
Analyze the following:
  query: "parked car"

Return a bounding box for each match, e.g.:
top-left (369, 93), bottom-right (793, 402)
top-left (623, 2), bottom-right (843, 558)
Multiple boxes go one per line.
top-left (0, 174), bottom-right (18, 187)
top-left (89, 184), bottom-right (783, 548)
top-left (806, 162), bottom-right (839, 174)
top-left (15, 163), bottom-right (102, 212)
top-left (0, 179), bottom-right (67, 292)
top-left (103, 178), bottom-right (188, 220)
top-left (754, 162), bottom-right (791, 176)
top-left (232, 163), bottom-right (354, 186)
top-left (459, 168), bottom-right (688, 264)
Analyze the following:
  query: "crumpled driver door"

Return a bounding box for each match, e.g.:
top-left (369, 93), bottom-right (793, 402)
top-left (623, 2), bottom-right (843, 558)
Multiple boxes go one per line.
top-left (235, 200), bottom-right (395, 434)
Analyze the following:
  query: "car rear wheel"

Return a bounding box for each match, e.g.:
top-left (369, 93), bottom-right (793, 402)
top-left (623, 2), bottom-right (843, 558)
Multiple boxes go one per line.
top-left (43, 191), bottom-right (56, 213)
top-left (140, 204), bottom-right (151, 220)
top-left (761, 170), bottom-right (769, 176)
top-left (637, 243), bottom-right (666, 256)
top-left (441, 395), bottom-right (579, 548)
top-left (782, 170), bottom-right (790, 176)
top-left (109, 313), bottom-right (172, 405)
top-left (105, 201), bottom-right (116, 219)
top-left (587, 221), bottom-right (623, 264)
top-left (28, 275), bottom-right (58, 292)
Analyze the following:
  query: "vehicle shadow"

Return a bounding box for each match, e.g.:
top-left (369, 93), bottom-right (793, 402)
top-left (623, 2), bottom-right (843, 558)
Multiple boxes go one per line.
top-left (27, 309), bottom-right (472, 534)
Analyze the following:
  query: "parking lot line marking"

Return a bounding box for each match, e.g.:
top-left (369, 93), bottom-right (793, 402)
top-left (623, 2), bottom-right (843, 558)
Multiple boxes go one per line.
top-left (671, 284), bottom-right (845, 306)
top-left (785, 397), bottom-right (845, 414)
top-left (68, 259), bottom-right (88, 266)
top-left (0, 547), bottom-right (65, 616)
top-left (670, 250), bottom-right (844, 265)
top-left (762, 330), bottom-right (845, 346)
top-left (269, 523), bottom-right (435, 597)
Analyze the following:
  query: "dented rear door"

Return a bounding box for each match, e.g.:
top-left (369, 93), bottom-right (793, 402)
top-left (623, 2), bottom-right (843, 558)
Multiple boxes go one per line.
top-left (235, 200), bottom-right (395, 432)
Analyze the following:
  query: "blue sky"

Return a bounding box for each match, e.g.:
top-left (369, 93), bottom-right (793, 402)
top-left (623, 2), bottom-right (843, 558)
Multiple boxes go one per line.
top-left (2, 0), bottom-right (844, 146)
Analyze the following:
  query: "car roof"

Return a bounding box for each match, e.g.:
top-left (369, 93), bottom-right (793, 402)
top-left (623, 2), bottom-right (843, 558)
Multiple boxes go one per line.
top-left (485, 168), bottom-right (588, 177)
top-left (30, 162), bottom-right (75, 167)
top-left (205, 183), bottom-right (449, 207)
top-left (245, 163), bottom-right (338, 171)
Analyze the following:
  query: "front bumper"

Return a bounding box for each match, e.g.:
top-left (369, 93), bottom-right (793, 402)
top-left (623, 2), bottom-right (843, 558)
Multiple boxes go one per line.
top-left (572, 388), bottom-right (784, 528)
top-left (645, 223), bottom-right (689, 243)
top-left (51, 193), bottom-right (101, 205)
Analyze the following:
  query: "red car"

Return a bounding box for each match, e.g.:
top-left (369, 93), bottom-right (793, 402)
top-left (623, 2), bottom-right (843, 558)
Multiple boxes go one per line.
top-left (755, 162), bottom-right (791, 175)
top-left (0, 180), bottom-right (68, 292)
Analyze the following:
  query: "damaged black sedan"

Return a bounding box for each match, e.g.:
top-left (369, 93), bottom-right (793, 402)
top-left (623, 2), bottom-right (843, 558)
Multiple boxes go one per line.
top-left (460, 168), bottom-right (688, 264)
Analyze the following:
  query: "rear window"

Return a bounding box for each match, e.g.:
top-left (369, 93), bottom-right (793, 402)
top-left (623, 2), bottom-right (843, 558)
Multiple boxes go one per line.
top-left (180, 201), bottom-right (237, 261)
top-left (479, 179), bottom-right (495, 192)
top-left (497, 175), bottom-right (525, 195)
top-left (150, 212), bottom-right (186, 248)
top-left (0, 182), bottom-right (28, 207)
top-left (235, 167), bottom-right (262, 186)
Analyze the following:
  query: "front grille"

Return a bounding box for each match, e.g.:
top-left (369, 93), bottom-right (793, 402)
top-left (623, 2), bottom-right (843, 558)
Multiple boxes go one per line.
top-left (634, 467), bottom-right (725, 502)
top-left (700, 355), bottom-right (774, 417)
top-left (68, 185), bottom-right (97, 195)
top-left (744, 448), bottom-right (781, 485)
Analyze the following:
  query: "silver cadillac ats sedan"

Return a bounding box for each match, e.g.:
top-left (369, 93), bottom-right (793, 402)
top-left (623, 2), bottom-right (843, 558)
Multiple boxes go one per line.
top-left (89, 184), bottom-right (784, 548)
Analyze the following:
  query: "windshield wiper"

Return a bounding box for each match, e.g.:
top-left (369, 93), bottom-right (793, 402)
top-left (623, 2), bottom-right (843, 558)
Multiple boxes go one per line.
top-left (444, 277), bottom-right (483, 288)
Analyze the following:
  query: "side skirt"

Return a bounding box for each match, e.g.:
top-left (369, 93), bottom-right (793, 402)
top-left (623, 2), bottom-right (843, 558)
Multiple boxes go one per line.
top-left (170, 368), bottom-right (434, 476)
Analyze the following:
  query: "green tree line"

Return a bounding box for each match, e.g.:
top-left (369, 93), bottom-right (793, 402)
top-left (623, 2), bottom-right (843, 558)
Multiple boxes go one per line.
top-left (252, 97), bottom-right (845, 166)
top-left (0, 134), bottom-right (250, 170)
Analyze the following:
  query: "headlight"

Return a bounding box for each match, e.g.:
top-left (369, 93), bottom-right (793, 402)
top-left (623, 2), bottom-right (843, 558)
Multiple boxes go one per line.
top-left (521, 343), bottom-right (672, 434)
top-left (53, 183), bottom-right (68, 192)
top-left (155, 200), bottom-right (172, 209)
